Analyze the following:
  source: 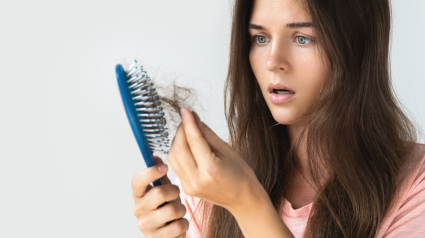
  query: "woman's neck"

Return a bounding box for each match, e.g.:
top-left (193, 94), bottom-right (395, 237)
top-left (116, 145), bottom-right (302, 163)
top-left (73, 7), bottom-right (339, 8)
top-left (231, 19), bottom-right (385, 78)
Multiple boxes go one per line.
top-left (285, 125), bottom-right (325, 208)
top-left (286, 124), bottom-right (329, 190)
top-left (287, 124), bottom-right (310, 177)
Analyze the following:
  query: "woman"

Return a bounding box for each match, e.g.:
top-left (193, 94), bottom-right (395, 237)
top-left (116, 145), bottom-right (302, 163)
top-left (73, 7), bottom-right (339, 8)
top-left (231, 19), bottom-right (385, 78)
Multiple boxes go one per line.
top-left (131, 0), bottom-right (425, 237)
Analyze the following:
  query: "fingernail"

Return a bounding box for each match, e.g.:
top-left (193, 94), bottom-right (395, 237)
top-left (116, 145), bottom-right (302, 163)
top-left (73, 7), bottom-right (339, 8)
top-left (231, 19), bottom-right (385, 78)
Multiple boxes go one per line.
top-left (158, 164), bottom-right (167, 172)
top-left (180, 108), bottom-right (187, 118)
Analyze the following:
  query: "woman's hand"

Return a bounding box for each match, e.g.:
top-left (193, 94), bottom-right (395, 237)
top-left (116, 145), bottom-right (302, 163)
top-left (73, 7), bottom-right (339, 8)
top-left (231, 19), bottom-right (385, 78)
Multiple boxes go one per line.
top-left (132, 156), bottom-right (188, 238)
top-left (168, 108), bottom-right (266, 213)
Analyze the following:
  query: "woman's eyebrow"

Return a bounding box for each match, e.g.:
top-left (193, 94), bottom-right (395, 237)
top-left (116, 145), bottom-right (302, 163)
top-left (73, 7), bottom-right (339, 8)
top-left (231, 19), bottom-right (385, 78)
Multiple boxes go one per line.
top-left (248, 23), bottom-right (265, 30)
top-left (248, 22), bottom-right (314, 30)
top-left (287, 22), bottom-right (314, 28)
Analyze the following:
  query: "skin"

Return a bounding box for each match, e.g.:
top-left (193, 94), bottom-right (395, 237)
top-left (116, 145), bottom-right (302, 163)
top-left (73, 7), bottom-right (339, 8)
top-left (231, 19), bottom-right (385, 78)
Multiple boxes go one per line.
top-left (131, 0), bottom-right (332, 237)
top-left (131, 157), bottom-right (188, 237)
top-left (249, 0), bottom-right (331, 208)
top-left (249, 0), bottom-right (331, 127)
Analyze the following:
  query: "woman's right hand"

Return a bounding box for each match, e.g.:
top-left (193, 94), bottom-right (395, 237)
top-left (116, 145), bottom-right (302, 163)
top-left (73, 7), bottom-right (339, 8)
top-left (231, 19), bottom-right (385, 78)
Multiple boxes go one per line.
top-left (132, 156), bottom-right (188, 238)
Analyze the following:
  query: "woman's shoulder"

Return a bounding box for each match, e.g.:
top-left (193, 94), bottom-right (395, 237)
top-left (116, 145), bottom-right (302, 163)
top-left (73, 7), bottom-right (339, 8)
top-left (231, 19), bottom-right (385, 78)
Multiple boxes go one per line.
top-left (391, 143), bottom-right (425, 206)
top-left (398, 143), bottom-right (425, 188)
top-left (376, 143), bottom-right (425, 237)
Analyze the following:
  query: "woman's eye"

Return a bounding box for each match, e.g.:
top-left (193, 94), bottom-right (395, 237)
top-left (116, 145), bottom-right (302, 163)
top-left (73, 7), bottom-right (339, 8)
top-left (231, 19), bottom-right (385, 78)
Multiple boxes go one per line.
top-left (296, 36), bottom-right (313, 45)
top-left (255, 35), bottom-right (268, 44)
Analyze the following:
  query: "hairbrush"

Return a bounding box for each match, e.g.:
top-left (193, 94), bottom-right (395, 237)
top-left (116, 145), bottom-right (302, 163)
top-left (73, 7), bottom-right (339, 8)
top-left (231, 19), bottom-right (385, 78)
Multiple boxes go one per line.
top-left (115, 60), bottom-right (170, 187)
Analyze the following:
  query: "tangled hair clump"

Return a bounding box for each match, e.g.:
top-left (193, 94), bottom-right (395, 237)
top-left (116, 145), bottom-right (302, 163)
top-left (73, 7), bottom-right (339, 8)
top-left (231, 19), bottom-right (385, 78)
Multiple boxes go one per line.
top-left (134, 64), bottom-right (203, 130)
top-left (157, 82), bottom-right (197, 126)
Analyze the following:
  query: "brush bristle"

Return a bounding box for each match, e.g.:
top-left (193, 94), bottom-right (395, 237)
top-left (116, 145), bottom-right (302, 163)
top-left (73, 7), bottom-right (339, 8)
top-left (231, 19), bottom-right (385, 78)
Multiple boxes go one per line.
top-left (126, 60), bottom-right (169, 154)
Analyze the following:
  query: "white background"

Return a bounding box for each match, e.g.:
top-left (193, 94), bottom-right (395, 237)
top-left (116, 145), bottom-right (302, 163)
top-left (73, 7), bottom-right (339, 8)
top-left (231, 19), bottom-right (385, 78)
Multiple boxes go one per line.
top-left (0, 0), bottom-right (423, 237)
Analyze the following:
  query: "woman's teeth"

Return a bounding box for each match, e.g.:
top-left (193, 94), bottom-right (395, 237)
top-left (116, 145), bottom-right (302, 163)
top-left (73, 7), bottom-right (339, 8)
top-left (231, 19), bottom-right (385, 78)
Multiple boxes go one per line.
top-left (274, 89), bottom-right (294, 94)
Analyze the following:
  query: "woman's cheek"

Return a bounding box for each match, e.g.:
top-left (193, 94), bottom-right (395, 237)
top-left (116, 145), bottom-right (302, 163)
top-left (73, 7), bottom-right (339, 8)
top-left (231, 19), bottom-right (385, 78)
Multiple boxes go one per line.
top-left (249, 47), bottom-right (266, 72)
top-left (250, 49), bottom-right (269, 89)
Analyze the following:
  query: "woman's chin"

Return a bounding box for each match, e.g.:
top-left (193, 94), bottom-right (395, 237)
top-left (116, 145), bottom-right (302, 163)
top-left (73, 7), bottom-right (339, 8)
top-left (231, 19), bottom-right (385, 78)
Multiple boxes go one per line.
top-left (271, 115), bottom-right (301, 126)
top-left (270, 109), bottom-right (301, 125)
top-left (272, 111), bottom-right (302, 126)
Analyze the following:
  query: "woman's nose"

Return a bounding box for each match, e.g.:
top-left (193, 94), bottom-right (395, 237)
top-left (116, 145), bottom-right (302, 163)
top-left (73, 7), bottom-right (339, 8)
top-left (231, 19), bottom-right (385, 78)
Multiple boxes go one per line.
top-left (265, 41), bottom-right (290, 72)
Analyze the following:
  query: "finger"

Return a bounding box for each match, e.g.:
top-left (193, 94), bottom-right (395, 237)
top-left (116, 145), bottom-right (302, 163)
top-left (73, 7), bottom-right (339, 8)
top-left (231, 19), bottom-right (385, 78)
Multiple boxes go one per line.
top-left (153, 156), bottom-right (172, 185)
top-left (168, 123), bottom-right (197, 178)
top-left (155, 217), bottom-right (189, 238)
top-left (180, 108), bottom-right (213, 167)
top-left (134, 184), bottom-right (181, 214)
top-left (167, 124), bottom-right (185, 179)
top-left (192, 111), bottom-right (228, 153)
top-left (169, 122), bottom-right (183, 148)
top-left (151, 202), bottom-right (187, 228)
top-left (131, 164), bottom-right (168, 199)
top-left (197, 120), bottom-right (229, 156)
top-left (192, 111), bottom-right (202, 129)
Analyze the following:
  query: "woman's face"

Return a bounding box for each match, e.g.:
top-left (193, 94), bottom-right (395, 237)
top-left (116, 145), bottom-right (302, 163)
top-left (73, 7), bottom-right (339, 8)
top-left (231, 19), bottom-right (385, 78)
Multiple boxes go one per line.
top-left (249, 0), bottom-right (331, 127)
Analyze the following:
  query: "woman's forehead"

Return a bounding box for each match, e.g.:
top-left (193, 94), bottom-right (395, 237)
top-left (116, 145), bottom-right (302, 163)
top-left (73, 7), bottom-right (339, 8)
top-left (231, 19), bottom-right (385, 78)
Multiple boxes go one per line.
top-left (250, 0), bottom-right (311, 25)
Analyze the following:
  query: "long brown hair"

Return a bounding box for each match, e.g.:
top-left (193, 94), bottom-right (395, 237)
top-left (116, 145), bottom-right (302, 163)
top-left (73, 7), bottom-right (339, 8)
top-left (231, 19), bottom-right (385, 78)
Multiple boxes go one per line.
top-left (192, 0), bottom-right (418, 237)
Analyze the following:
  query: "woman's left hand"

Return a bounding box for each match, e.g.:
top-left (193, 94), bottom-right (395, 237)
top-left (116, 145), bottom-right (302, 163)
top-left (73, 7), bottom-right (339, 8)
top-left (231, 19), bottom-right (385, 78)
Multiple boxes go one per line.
top-left (167, 108), bottom-right (266, 213)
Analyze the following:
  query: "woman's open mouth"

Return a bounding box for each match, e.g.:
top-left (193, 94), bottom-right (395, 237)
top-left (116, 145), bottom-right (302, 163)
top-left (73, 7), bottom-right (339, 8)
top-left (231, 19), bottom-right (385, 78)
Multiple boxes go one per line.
top-left (268, 84), bottom-right (296, 104)
top-left (272, 89), bottom-right (295, 95)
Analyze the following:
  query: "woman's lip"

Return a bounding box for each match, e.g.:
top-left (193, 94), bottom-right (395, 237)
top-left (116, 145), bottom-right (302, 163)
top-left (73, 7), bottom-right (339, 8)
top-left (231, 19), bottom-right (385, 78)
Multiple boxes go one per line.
top-left (267, 83), bottom-right (296, 93)
top-left (269, 92), bottom-right (296, 104)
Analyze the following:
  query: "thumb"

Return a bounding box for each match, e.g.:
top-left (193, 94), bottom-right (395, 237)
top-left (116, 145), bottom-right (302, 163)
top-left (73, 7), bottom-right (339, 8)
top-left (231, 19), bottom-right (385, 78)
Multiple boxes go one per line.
top-left (180, 108), bottom-right (212, 163)
top-left (193, 112), bottom-right (226, 155)
top-left (154, 156), bottom-right (172, 185)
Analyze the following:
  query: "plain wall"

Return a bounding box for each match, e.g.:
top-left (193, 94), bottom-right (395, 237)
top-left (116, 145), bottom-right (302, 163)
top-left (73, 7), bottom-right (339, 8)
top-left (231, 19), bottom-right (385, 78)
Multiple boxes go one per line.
top-left (0, 0), bottom-right (423, 237)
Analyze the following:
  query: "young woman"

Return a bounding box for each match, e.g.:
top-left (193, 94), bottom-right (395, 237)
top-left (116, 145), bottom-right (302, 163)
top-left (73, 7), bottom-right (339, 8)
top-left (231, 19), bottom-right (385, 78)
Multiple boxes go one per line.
top-left (131, 0), bottom-right (425, 237)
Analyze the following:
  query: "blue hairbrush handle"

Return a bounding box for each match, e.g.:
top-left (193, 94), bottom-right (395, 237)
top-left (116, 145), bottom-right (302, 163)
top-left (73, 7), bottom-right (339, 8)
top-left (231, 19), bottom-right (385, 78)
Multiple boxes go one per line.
top-left (116, 63), bottom-right (175, 225)
top-left (116, 64), bottom-right (163, 187)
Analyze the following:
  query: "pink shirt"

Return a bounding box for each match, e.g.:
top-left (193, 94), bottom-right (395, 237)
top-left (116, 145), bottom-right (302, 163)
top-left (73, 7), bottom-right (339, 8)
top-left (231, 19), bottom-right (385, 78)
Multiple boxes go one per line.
top-left (175, 143), bottom-right (425, 238)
